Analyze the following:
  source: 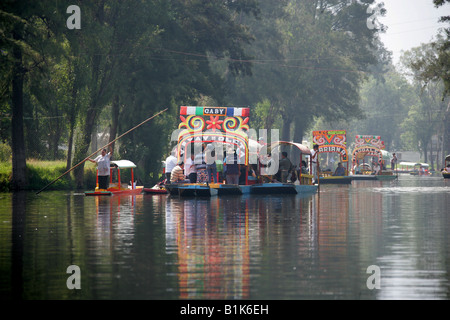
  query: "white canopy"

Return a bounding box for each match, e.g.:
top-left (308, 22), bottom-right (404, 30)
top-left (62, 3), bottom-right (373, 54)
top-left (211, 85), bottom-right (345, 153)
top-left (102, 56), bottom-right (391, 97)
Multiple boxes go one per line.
top-left (111, 160), bottom-right (137, 168)
top-left (398, 161), bottom-right (429, 167)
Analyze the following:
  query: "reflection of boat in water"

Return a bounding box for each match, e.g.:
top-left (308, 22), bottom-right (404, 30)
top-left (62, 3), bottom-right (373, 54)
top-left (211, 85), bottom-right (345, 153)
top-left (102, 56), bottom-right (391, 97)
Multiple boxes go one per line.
top-left (85, 160), bottom-right (143, 196)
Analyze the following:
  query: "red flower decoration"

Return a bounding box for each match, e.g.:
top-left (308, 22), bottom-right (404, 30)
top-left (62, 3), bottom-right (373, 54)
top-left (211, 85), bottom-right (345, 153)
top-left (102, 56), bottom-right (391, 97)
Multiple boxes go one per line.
top-left (206, 116), bottom-right (223, 131)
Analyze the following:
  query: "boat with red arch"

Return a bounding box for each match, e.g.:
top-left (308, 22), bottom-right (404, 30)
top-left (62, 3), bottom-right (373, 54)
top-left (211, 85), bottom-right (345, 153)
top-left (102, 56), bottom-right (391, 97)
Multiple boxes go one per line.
top-left (351, 135), bottom-right (397, 181)
top-left (312, 130), bottom-right (352, 184)
top-left (163, 106), bottom-right (318, 196)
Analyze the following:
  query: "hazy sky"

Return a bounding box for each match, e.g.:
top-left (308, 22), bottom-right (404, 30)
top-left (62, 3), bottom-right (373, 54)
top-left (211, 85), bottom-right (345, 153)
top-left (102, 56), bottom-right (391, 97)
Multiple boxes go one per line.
top-left (377, 0), bottom-right (449, 65)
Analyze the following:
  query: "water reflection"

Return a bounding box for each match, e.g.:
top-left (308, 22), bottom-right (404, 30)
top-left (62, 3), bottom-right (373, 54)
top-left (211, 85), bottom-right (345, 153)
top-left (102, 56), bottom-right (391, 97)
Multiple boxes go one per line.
top-left (0, 175), bottom-right (449, 300)
top-left (165, 196), bottom-right (251, 299)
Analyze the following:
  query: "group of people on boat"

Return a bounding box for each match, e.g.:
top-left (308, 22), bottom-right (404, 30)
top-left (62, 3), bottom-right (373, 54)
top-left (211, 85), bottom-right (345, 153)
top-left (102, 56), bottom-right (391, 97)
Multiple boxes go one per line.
top-left (164, 143), bottom-right (243, 185)
top-left (164, 142), bottom-right (318, 185)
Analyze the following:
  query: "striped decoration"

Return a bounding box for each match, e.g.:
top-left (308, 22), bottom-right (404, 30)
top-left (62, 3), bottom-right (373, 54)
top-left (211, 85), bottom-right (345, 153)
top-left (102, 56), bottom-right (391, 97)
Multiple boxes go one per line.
top-left (180, 106), bottom-right (249, 117)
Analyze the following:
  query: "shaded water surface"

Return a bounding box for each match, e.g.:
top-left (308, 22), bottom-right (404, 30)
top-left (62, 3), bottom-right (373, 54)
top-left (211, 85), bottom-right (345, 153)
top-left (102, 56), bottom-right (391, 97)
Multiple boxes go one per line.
top-left (0, 175), bottom-right (449, 299)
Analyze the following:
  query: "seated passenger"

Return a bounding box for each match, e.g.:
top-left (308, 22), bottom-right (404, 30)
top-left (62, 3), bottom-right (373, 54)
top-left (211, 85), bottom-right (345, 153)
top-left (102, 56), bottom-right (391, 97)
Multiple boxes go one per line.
top-left (333, 162), bottom-right (346, 176)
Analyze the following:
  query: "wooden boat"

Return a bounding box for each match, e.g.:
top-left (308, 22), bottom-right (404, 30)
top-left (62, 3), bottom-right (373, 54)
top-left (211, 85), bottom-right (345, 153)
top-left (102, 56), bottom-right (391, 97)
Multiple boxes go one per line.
top-left (350, 174), bottom-right (377, 181)
top-left (167, 183), bottom-right (219, 197)
top-left (376, 172), bottom-right (398, 180)
top-left (172, 107), bottom-right (318, 197)
top-left (351, 135), bottom-right (399, 181)
top-left (143, 184), bottom-right (168, 194)
top-left (209, 183), bottom-right (243, 195)
top-left (85, 160), bottom-right (143, 196)
top-left (250, 183), bottom-right (297, 194)
top-left (443, 155), bottom-right (450, 179)
top-left (319, 175), bottom-right (352, 184)
top-left (312, 130), bottom-right (352, 184)
top-left (250, 141), bottom-right (318, 195)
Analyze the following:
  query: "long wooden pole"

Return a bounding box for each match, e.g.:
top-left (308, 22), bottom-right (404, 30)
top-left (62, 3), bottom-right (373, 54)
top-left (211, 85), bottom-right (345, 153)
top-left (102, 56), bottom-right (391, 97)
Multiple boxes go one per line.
top-left (36, 108), bottom-right (168, 194)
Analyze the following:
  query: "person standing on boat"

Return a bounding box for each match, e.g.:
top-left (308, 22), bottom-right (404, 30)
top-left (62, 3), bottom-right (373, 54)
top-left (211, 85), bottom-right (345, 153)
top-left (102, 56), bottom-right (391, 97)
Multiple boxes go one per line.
top-left (165, 151), bottom-right (177, 184)
top-left (311, 144), bottom-right (319, 184)
top-left (185, 153), bottom-right (197, 183)
top-left (195, 144), bottom-right (208, 183)
top-left (390, 153), bottom-right (398, 172)
top-left (88, 147), bottom-right (113, 190)
top-left (205, 144), bottom-right (218, 183)
top-left (279, 152), bottom-right (293, 183)
top-left (224, 149), bottom-right (240, 185)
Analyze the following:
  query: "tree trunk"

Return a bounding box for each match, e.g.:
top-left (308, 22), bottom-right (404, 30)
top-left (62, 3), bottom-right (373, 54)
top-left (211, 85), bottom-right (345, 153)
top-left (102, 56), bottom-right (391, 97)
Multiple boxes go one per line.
top-left (73, 106), bottom-right (98, 189)
top-left (281, 114), bottom-right (291, 142)
top-left (109, 94), bottom-right (120, 151)
top-left (11, 32), bottom-right (27, 190)
top-left (293, 122), bottom-right (305, 144)
top-left (444, 101), bottom-right (450, 158)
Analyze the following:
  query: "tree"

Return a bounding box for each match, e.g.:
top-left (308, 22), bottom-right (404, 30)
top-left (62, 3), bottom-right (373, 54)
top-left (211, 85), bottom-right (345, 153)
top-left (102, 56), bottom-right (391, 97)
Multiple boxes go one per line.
top-left (0, 0), bottom-right (66, 189)
top-left (401, 41), bottom-right (450, 166)
top-left (223, 0), bottom-right (386, 142)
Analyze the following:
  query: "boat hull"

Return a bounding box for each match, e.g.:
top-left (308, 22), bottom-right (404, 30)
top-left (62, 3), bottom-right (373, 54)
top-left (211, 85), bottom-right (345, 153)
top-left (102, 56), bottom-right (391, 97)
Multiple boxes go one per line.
top-left (143, 187), bottom-right (168, 194)
top-left (376, 174), bottom-right (398, 181)
top-left (85, 186), bottom-right (143, 196)
top-left (350, 174), bottom-right (377, 181)
top-left (209, 183), bottom-right (243, 195)
top-left (319, 176), bottom-right (352, 184)
top-left (443, 172), bottom-right (450, 179)
top-left (166, 182), bottom-right (318, 197)
top-left (250, 183), bottom-right (298, 194)
top-left (249, 183), bottom-right (318, 195)
top-left (177, 184), bottom-right (218, 197)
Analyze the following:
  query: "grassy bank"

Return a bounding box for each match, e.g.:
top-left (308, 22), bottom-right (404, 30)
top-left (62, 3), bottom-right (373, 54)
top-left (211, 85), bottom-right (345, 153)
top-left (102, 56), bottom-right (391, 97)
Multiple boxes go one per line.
top-left (0, 160), bottom-right (97, 192)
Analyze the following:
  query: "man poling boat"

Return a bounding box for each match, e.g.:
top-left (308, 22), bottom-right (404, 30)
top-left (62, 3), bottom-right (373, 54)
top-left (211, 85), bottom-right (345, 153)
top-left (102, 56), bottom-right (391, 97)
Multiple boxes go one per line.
top-left (35, 108), bottom-right (168, 195)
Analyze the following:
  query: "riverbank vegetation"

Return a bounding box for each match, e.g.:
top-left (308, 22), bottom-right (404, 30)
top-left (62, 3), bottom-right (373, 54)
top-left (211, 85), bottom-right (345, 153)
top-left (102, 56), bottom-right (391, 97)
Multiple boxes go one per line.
top-left (0, 159), bottom-right (97, 192)
top-left (1, 0), bottom-right (449, 191)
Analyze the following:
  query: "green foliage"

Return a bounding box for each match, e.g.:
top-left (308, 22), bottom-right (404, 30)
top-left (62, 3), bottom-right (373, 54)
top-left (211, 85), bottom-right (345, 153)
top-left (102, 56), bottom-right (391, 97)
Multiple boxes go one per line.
top-left (0, 142), bottom-right (12, 162)
top-left (1, 0), bottom-right (447, 190)
top-left (223, 0), bottom-right (385, 141)
top-left (0, 160), bottom-right (97, 191)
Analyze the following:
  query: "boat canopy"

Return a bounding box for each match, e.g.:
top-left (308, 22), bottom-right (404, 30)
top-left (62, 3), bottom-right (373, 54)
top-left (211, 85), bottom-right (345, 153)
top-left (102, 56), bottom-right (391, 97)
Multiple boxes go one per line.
top-left (398, 161), bottom-right (429, 167)
top-left (381, 150), bottom-right (392, 161)
top-left (111, 160), bottom-right (137, 169)
top-left (177, 106), bottom-right (251, 165)
top-left (270, 141), bottom-right (311, 155)
top-left (398, 161), bottom-right (416, 167)
top-left (312, 130), bottom-right (348, 161)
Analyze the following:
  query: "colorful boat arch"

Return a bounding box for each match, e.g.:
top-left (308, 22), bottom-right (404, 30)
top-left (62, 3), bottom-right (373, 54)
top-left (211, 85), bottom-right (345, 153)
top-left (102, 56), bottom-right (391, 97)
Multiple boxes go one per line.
top-left (177, 106), bottom-right (250, 165)
top-left (312, 130), bottom-right (348, 161)
top-left (312, 130), bottom-right (352, 183)
top-left (352, 135), bottom-right (385, 168)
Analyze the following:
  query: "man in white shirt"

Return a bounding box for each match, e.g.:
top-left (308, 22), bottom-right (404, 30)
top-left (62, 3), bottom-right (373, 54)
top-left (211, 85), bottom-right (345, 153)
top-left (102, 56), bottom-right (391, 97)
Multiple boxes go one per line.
top-left (310, 144), bottom-right (319, 184)
top-left (88, 147), bottom-right (113, 190)
top-left (165, 151), bottom-right (178, 183)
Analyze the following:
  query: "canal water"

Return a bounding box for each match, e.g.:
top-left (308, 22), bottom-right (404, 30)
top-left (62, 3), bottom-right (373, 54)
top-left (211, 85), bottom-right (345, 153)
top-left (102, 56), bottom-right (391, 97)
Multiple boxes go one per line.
top-left (0, 175), bottom-right (449, 300)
